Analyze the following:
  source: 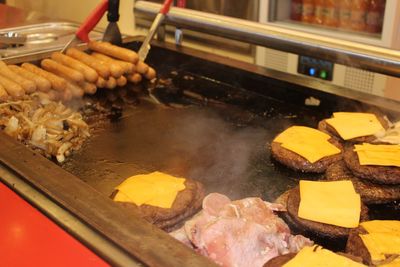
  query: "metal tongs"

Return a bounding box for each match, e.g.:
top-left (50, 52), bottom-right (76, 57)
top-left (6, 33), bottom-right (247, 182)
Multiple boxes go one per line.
top-left (138, 0), bottom-right (173, 62)
top-left (61, 0), bottom-right (109, 53)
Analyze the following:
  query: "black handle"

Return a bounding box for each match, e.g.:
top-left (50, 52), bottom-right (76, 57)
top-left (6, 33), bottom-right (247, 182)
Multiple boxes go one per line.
top-left (107, 0), bottom-right (120, 22)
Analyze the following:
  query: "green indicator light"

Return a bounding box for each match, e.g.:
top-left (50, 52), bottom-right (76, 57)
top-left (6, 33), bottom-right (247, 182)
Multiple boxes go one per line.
top-left (320, 70), bottom-right (328, 79)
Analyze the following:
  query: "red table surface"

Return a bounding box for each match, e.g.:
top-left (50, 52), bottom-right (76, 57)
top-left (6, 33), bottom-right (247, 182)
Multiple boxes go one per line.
top-left (0, 182), bottom-right (109, 267)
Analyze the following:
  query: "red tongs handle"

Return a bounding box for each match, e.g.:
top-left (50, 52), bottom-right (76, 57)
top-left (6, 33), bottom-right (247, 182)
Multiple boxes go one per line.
top-left (160, 0), bottom-right (174, 15)
top-left (76, 0), bottom-right (108, 43)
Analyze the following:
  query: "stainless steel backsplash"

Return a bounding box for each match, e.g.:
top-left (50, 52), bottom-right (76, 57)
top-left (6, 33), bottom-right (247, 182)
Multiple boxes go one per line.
top-left (137, 0), bottom-right (259, 61)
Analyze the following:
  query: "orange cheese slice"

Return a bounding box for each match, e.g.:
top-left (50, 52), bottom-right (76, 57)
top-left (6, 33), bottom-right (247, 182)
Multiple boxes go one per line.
top-left (359, 232), bottom-right (400, 262)
top-left (283, 245), bottom-right (366, 267)
top-left (298, 180), bottom-right (361, 228)
top-left (360, 220), bottom-right (400, 234)
top-left (354, 143), bottom-right (400, 167)
top-left (379, 257), bottom-right (400, 267)
top-left (274, 126), bottom-right (331, 143)
top-left (274, 126), bottom-right (341, 163)
top-left (325, 112), bottom-right (384, 140)
top-left (358, 220), bottom-right (400, 264)
top-left (113, 171), bottom-right (186, 208)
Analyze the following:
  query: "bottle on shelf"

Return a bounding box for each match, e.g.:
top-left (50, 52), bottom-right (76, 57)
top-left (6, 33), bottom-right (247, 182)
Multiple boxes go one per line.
top-left (313, 0), bottom-right (325, 25)
top-left (366, 0), bottom-right (386, 33)
top-left (302, 0), bottom-right (315, 23)
top-left (323, 0), bottom-right (339, 27)
top-left (350, 0), bottom-right (370, 32)
top-left (338, 0), bottom-right (352, 29)
top-left (290, 0), bottom-right (303, 21)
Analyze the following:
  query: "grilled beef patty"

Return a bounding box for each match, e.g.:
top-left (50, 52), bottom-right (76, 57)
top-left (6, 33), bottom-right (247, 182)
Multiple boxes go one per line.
top-left (318, 115), bottom-right (389, 143)
top-left (326, 161), bottom-right (400, 204)
top-left (285, 187), bottom-right (369, 239)
top-left (345, 226), bottom-right (372, 265)
top-left (112, 179), bottom-right (205, 231)
top-left (270, 138), bottom-right (343, 173)
top-left (344, 145), bottom-right (400, 185)
top-left (263, 253), bottom-right (296, 267)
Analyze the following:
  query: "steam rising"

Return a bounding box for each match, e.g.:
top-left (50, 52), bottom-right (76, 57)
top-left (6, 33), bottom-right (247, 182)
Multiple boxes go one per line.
top-left (163, 109), bottom-right (267, 197)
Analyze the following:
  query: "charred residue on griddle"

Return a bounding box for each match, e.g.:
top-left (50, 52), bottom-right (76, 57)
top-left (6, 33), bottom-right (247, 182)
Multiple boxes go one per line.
top-left (108, 104), bottom-right (123, 122)
top-left (368, 201), bottom-right (400, 220)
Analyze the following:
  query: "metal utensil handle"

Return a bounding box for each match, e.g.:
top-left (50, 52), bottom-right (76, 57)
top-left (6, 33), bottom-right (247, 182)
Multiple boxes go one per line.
top-left (107, 0), bottom-right (120, 22)
top-left (76, 0), bottom-right (109, 43)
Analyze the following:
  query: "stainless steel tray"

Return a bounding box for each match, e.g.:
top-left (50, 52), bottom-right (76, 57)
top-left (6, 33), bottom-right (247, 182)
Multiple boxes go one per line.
top-left (0, 22), bottom-right (103, 58)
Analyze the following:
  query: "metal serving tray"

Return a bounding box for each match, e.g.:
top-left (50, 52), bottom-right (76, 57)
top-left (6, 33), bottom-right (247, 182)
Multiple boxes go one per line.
top-left (0, 39), bottom-right (400, 266)
top-left (0, 22), bottom-right (103, 58)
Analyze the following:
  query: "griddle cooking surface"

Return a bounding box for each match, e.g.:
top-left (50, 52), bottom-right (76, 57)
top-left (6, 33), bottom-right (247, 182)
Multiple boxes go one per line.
top-left (64, 101), bottom-right (321, 202)
top-left (63, 42), bottom-right (399, 214)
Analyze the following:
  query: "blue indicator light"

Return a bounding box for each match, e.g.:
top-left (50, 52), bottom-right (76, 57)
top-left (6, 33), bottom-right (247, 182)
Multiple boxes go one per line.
top-left (309, 68), bottom-right (316, 76)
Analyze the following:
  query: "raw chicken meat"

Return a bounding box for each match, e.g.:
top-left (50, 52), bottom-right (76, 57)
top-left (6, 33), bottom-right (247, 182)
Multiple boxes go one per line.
top-left (171, 193), bottom-right (312, 267)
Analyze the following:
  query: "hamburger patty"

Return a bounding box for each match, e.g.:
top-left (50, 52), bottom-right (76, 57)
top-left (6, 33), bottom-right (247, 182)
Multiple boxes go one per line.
top-left (345, 226), bottom-right (373, 265)
top-left (344, 146), bottom-right (400, 185)
top-left (286, 187), bottom-right (369, 239)
top-left (156, 181), bottom-right (205, 232)
top-left (318, 115), bottom-right (389, 143)
top-left (112, 179), bottom-right (205, 231)
top-left (270, 138), bottom-right (343, 173)
top-left (326, 161), bottom-right (400, 204)
top-left (263, 253), bottom-right (296, 267)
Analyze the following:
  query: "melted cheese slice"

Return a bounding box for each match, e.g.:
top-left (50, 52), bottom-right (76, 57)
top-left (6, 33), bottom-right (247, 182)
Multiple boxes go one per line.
top-left (354, 143), bottom-right (400, 167)
top-left (358, 220), bottom-right (400, 264)
top-left (274, 126), bottom-right (332, 143)
top-left (283, 245), bottom-right (366, 267)
top-left (360, 233), bottom-right (400, 262)
top-left (325, 112), bottom-right (384, 140)
top-left (113, 171), bottom-right (186, 208)
top-left (379, 257), bottom-right (400, 267)
top-left (298, 180), bottom-right (361, 228)
top-left (360, 220), bottom-right (400, 234)
top-left (274, 126), bottom-right (341, 163)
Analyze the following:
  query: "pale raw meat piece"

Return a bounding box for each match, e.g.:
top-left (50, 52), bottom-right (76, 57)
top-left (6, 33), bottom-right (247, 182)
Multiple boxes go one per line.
top-left (170, 226), bottom-right (194, 248)
top-left (171, 193), bottom-right (313, 267)
top-left (203, 192), bottom-right (231, 216)
top-left (201, 218), bottom-right (286, 267)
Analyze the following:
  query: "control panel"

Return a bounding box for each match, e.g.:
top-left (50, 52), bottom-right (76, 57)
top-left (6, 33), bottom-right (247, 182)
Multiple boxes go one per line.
top-left (298, 55), bottom-right (333, 81)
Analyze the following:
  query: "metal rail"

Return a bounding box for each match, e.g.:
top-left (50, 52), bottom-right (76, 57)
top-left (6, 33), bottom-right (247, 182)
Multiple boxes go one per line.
top-left (134, 1), bottom-right (400, 78)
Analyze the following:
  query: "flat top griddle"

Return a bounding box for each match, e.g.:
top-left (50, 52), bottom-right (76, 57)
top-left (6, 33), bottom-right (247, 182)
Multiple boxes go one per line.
top-left (2, 40), bottom-right (400, 266)
top-left (62, 41), bottom-right (400, 226)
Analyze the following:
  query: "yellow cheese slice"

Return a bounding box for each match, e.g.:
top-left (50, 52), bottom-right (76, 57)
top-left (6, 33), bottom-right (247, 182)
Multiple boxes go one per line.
top-left (274, 126), bottom-right (341, 163)
top-left (298, 180), bottom-right (361, 228)
top-left (281, 140), bottom-right (341, 163)
top-left (113, 190), bottom-right (135, 202)
top-left (354, 144), bottom-right (400, 167)
top-left (379, 257), bottom-right (400, 267)
top-left (113, 171), bottom-right (186, 208)
top-left (274, 126), bottom-right (331, 143)
top-left (325, 112), bottom-right (384, 140)
top-left (283, 245), bottom-right (366, 267)
top-left (360, 220), bottom-right (400, 234)
top-left (360, 233), bottom-right (400, 262)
